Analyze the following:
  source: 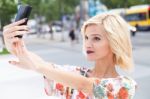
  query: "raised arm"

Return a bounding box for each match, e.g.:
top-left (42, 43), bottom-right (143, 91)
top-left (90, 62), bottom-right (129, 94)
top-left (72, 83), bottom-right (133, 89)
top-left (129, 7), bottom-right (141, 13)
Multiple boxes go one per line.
top-left (39, 63), bottom-right (95, 94)
top-left (8, 45), bottom-right (95, 94)
top-left (9, 43), bottom-right (95, 94)
top-left (3, 20), bottom-right (96, 95)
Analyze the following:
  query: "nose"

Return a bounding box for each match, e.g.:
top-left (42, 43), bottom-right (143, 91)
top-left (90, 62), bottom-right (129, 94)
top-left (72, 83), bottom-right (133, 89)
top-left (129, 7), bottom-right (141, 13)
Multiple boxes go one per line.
top-left (84, 40), bottom-right (93, 48)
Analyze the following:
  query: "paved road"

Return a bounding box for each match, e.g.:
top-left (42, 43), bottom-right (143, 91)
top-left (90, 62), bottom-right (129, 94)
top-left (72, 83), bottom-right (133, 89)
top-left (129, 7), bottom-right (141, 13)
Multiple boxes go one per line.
top-left (132, 31), bottom-right (150, 66)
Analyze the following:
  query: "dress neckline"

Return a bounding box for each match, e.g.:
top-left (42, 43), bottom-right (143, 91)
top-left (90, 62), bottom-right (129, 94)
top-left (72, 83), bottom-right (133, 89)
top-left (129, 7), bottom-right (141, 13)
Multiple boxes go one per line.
top-left (84, 68), bottom-right (121, 79)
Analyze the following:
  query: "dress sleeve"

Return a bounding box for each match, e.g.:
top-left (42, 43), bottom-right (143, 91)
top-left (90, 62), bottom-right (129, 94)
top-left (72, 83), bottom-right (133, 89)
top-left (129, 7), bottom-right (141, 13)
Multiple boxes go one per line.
top-left (92, 76), bottom-right (137, 99)
top-left (120, 76), bottom-right (137, 99)
top-left (43, 64), bottom-right (81, 96)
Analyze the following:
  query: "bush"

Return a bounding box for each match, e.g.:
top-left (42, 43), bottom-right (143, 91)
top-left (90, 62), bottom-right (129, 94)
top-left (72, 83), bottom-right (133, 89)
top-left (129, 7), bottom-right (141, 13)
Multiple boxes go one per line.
top-left (0, 48), bottom-right (10, 55)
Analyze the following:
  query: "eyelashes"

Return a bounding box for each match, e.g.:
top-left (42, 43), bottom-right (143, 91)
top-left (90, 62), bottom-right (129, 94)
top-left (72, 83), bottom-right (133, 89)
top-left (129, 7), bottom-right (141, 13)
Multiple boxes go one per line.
top-left (94, 37), bottom-right (101, 41)
top-left (84, 36), bottom-right (101, 41)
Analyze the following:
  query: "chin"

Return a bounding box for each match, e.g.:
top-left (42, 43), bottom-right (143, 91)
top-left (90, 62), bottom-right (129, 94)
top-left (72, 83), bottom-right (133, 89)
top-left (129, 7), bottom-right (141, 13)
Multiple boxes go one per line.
top-left (86, 57), bottom-right (96, 61)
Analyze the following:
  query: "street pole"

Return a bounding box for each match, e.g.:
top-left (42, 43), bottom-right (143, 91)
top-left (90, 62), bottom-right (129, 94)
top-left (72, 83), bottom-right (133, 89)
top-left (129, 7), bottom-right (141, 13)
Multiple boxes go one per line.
top-left (80, 0), bottom-right (83, 21)
top-left (60, 1), bottom-right (65, 42)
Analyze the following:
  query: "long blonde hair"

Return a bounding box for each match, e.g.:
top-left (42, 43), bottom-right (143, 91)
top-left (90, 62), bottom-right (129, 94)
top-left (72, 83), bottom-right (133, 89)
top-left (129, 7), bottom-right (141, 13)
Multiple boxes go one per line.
top-left (81, 13), bottom-right (133, 71)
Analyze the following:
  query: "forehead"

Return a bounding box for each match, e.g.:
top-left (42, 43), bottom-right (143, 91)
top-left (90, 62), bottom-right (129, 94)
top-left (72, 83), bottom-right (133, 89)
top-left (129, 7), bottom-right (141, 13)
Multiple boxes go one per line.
top-left (84, 24), bottom-right (106, 36)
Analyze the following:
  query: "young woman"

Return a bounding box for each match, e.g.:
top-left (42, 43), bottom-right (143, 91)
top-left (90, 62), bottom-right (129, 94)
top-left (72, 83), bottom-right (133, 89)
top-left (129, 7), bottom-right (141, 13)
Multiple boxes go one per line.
top-left (3, 13), bottom-right (137, 99)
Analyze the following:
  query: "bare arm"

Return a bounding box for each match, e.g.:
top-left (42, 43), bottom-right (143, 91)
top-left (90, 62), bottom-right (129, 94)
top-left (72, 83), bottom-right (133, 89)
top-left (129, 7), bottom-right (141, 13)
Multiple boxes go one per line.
top-left (6, 40), bottom-right (95, 94)
top-left (3, 20), bottom-right (96, 95)
top-left (39, 63), bottom-right (95, 94)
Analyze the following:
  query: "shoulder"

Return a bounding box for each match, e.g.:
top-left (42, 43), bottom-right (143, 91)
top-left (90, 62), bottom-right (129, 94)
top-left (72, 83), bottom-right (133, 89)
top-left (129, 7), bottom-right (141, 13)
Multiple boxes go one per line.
top-left (119, 76), bottom-right (137, 88)
top-left (93, 76), bottom-right (137, 98)
top-left (117, 76), bottom-right (137, 98)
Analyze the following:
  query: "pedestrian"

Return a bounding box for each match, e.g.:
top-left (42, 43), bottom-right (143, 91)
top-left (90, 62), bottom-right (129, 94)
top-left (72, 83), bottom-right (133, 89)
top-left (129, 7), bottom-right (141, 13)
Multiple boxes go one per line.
top-left (69, 28), bottom-right (76, 45)
top-left (3, 13), bottom-right (137, 99)
top-left (49, 23), bottom-right (54, 40)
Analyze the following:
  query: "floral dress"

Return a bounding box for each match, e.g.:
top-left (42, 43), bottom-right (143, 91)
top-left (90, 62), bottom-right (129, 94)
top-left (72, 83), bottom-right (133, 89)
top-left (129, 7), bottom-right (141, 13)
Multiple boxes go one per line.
top-left (44, 64), bottom-right (137, 99)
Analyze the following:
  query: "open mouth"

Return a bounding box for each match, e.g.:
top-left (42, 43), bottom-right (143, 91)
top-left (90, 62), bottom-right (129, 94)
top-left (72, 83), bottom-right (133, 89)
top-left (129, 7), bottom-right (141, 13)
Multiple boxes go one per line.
top-left (86, 50), bottom-right (94, 54)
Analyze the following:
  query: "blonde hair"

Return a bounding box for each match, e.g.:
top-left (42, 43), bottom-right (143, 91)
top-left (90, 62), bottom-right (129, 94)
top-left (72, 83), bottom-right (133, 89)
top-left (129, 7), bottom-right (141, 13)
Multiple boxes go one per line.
top-left (81, 13), bottom-right (133, 71)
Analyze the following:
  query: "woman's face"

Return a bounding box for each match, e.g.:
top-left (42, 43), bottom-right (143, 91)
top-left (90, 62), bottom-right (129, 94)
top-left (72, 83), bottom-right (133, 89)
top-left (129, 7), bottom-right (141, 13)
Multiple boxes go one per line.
top-left (83, 24), bottom-right (113, 61)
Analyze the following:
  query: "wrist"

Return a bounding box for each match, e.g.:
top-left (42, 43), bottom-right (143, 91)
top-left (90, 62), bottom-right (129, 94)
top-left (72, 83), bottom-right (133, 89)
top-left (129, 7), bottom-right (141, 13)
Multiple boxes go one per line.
top-left (36, 62), bottom-right (53, 74)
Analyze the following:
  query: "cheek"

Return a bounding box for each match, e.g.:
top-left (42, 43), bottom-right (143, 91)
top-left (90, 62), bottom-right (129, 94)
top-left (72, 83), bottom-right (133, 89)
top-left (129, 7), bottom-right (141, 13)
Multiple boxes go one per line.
top-left (95, 42), bottom-right (111, 56)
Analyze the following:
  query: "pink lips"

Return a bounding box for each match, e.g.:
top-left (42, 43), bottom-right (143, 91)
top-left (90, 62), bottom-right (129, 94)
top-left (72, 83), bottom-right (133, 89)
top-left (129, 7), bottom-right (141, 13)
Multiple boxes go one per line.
top-left (86, 50), bottom-right (94, 54)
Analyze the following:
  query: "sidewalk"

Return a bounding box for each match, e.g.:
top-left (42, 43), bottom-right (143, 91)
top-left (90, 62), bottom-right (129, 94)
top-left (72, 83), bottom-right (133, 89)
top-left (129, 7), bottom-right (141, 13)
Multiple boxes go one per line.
top-left (0, 55), bottom-right (60, 99)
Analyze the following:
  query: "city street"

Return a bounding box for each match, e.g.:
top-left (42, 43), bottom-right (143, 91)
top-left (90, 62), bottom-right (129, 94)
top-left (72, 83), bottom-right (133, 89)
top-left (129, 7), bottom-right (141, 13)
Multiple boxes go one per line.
top-left (0, 31), bottom-right (150, 99)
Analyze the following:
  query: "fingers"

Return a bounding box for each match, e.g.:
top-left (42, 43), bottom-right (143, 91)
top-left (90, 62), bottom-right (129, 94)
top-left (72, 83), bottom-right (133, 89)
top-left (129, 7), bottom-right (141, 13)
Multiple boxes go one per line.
top-left (3, 25), bottom-right (29, 44)
top-left (12, 41), bottom-right (20, 56)
top-left (10, 37), bottom-right (19, 55)
top-left (3, 18), bottom-right (29, 39)
top-left (4, 25), bottom-right (29, 34)
top-left (9, 60), bottom-right (30, 70)
top-left (14, 39), bottom-right (27, 56)
top-left (9, 60), bottom-right (20, 66)
top-left (20, 40), bottom-right (28, 55)
top-left (9, 39), bottom-right (22, 56)
top-left (6, 30), bottom-right (30, 39)
top-left (3, 18), bottom-right (27, 30)
top-left (2, 18), bottom-right (29, 55)
top-left (17, 40), bottom-right (23, 55)
top-left (11, 37), bottom-right (19, 43)
top-left (7, 36), bottom-right (28, 56)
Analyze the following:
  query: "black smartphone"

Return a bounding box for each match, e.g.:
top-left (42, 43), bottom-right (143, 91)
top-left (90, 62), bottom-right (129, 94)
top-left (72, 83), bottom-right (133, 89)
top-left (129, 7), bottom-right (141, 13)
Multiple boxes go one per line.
top-left (15, 5), bottom-right (32, 38)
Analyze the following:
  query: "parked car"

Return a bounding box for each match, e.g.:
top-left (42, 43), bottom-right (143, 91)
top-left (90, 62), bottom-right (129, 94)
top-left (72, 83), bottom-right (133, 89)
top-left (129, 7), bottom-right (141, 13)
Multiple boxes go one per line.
top-left (52, 25), bottom-right (62, 32)
top-left (51, 21), bottom-right (63, 32)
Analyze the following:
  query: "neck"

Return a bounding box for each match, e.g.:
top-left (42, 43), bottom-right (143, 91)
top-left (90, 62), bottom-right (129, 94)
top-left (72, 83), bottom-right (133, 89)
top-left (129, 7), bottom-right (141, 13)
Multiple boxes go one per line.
top-left (92, 54), bottom-right (118, 78)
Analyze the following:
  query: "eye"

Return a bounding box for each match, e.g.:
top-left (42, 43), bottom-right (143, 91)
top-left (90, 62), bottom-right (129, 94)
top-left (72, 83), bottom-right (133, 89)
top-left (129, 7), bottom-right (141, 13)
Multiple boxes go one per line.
top-left (85, 35), bottom-right (88, 40)
top-left (94, 37), bottom-right (101, 41)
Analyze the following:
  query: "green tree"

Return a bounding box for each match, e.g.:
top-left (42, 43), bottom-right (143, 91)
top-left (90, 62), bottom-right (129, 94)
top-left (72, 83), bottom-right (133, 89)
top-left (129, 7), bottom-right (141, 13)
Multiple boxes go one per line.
top-left (21, 0), bottom-right (80, 21)
top-left (0, 0), bottom-right (80, 52)
top-left (22, 0), bottom-right (80, 21)
top-left (0, 0), bottom-right (17, 51)
top-left (0, 0), bottom-right (16, 28)
top-left (101, 0), bottom-right (150, 9)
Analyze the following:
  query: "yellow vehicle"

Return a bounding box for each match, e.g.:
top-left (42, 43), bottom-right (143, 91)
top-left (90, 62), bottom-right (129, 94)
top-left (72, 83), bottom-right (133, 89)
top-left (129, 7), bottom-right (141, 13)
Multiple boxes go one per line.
top-left (125, 5), bottom-right (150, 30)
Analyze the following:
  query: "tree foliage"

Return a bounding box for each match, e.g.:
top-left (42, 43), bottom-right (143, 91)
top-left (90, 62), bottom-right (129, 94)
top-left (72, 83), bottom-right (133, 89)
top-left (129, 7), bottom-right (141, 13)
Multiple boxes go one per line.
top-left (0, 0), bottom-right (149, 26)
top-left (101, 0), bottom-right (150, 9)
top-left (0, 0), bottom-right (17, 49)
top-left (0, 0), bottom-right (17, 27)
top-left (0, 0), bottom-right (80, 27)
top-left (22, 0), bottom-right (80, 21)
top-left (0, 0), bottom-right (80, 48)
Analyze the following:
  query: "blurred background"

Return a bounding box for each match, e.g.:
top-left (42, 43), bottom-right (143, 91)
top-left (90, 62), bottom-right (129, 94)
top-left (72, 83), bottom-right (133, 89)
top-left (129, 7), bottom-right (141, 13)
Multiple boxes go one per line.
top-left (0, 0), bottom-right (150, 99)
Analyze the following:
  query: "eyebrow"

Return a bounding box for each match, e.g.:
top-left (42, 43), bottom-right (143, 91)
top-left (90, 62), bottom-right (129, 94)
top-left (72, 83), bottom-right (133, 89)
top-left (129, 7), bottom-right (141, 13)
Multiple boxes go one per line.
top-left (86, 34), bottom-right (102, 37)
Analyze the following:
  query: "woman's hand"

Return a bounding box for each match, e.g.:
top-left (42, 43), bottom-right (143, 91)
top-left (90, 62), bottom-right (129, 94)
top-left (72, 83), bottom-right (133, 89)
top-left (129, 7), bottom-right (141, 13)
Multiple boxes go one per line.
top-left (9, 40), bottom-right (48, 72)
top-left (3, 18), bottom-right (29, 55)
top-left (3, 18), bottom-right (48, 72)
